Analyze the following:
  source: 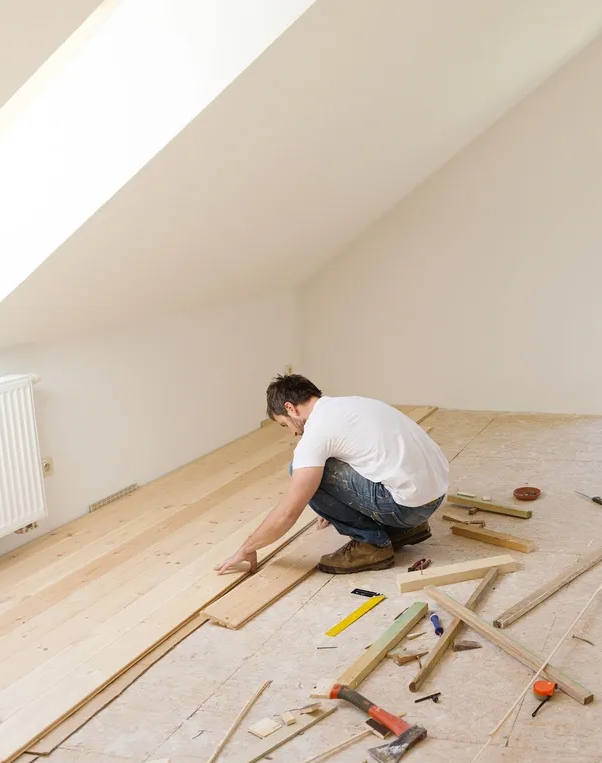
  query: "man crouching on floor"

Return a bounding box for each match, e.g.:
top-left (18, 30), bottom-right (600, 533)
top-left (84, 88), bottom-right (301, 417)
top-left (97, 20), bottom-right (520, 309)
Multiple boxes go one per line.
top-left (215, 374), bottom-right (449, 575)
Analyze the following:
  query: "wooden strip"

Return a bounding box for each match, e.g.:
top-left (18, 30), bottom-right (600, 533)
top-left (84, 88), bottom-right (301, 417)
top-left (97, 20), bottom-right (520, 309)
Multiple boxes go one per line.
top-left (397, 555), bottom-right (519, 592)
top-left (409, 569), bottom-right (498, 692)
top-left (493, 545), bottom-right (602, 629)
top-left (0, 513), bottom-right (315, 762)
top-left (229, 707), bottom-right (336, 763)
top-left (27, 615), bottom-right (207, 755)
top-left (447, 495), bottom-right (532, 519)
top-left (298, 729), bottom-right (372, 763)
top-left (203, 528), bottom-right (342, 629)
top-left (0, 423), bottom-right (287, 581)
top-left (426, 586), bottom-right (594, 705)
top-left (337, 602), bottom-right (428, 688)
top-left (450, 525), bottom-right (535, 554)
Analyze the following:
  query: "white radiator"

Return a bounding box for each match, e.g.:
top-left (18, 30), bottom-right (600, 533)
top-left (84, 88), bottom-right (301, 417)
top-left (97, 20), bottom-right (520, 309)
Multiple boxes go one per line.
top-left (0, 374), bottom-right (47, 538)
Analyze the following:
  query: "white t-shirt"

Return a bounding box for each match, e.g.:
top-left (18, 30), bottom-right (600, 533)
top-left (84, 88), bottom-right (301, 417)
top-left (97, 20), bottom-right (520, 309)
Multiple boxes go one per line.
top-left (292, 396), bottom-right (449, 507)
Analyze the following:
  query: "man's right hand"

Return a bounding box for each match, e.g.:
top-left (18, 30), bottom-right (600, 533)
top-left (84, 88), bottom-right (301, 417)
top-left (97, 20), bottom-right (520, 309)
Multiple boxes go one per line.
top-left (316, 518), bottom-right (330, 530)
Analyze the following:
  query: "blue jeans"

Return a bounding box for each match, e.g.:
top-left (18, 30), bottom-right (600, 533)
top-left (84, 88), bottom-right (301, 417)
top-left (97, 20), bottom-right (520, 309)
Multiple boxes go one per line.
top-left (295, 458), bottom-right (444, 547)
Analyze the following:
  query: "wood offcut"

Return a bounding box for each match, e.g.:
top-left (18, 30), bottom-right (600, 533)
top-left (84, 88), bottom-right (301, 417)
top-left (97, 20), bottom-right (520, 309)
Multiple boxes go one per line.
top-left (397, 555), bottom-right (519, 592)
top-left (493, 544), bottom-right (602, 628)
top-left (447, 494), bottom-right (533, 519)
top-left (450, 524), bottom-right (535, 553)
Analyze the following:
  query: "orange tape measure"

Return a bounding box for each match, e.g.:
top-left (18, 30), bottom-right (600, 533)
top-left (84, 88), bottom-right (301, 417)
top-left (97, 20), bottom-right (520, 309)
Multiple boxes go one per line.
top-left (532, 680), bottom-right (557, 716)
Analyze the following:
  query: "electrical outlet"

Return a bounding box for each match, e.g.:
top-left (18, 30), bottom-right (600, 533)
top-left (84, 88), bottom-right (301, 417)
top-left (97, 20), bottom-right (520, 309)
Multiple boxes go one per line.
top-left (42, 458), bottom-right (54, 477)
top-left (285, 364), bottom-right (293, 375)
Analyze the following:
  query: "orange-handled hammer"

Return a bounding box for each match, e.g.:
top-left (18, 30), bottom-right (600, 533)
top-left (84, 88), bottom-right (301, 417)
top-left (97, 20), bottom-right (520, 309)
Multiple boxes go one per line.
top-left (329, 684), bottom-right (426, 762)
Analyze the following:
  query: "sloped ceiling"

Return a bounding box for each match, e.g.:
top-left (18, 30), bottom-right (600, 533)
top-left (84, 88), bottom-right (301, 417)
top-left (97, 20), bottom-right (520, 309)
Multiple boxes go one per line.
top-left (0, 0), bottom-right (106, 109)
top-left (2, 0), bottom-right (602, 347)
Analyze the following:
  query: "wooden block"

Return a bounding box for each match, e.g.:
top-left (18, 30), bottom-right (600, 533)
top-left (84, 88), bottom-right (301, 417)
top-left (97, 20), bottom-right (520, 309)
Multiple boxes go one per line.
top-left (450, 524), bottom-right (535, 553)
top-left (387, 649), bottom-right (429, 666)
top-left (426, 585), bottom-right (594, 705)
top-left (248, 718), bottom-right (282, 739)
top-left (336, 602), bottom-right (428, 688)
top-left (493, 544), bottom-right (602, 629)
top-left (309, 682), bottom-right (332, 699)
top-left (230, 707), bottom-right (336, 763)
top-left (203, 527), bottom-right (342, 629)
top-left (281, 711), bottom-right (296, 726)
top-left (397, 555), bottom-right (519, 592)
top-left (453, 640), bottom-right (482, 652)
top-left (409, 568), bottom-right (497, 693)
top-left (447, 494), bottom-right (532, 519)
top-left (299, 702), bottom-right (322, 714)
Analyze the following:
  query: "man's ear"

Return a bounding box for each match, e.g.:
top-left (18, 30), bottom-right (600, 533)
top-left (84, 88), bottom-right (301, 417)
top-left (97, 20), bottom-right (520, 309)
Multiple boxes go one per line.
top-left (283, 401), bottom-right (295, 416)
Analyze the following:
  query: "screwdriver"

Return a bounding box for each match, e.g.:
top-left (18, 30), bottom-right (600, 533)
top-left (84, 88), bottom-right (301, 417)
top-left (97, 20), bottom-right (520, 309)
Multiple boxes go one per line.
top-left (576, 491), bottom-right (602, 506)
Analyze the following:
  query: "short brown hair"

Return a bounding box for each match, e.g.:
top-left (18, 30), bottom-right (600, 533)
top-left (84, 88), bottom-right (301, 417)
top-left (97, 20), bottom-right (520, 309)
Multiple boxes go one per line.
top-left (266, 374), bottom-right (322, 419)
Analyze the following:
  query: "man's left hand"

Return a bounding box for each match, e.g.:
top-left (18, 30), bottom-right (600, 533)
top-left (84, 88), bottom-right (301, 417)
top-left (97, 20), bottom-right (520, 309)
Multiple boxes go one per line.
top-left (214, 547), bottom-right (258, 575)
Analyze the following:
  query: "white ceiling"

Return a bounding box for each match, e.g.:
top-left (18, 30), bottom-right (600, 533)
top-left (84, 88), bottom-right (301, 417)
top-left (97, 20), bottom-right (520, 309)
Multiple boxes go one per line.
top-left (0, 0), bottom-right (106, 109)
top-left (2, 0), bottom-right (602, 347)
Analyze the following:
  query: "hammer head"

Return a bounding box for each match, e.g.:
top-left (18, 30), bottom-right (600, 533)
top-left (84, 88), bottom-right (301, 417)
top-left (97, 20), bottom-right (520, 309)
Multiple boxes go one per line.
top-left (368, 723), bottom-right (427, 763)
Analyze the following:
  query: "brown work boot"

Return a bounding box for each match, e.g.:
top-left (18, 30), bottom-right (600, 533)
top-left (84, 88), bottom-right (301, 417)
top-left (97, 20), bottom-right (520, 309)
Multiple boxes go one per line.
top-left (387, 522), bottom-right (432, 551)
top-left (317, 539), bottom-right (394, 574)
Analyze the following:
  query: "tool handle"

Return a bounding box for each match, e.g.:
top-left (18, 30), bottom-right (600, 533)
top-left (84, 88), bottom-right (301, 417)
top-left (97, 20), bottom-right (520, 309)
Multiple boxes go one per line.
top-left (330, 684), bottom-right (409, 737)
top-left (430, 613), bottom-right (444, 636)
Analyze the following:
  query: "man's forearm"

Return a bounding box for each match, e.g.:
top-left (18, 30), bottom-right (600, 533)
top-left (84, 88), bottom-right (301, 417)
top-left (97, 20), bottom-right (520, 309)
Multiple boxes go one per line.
top-left (242, 503), bottom-right (300, 553)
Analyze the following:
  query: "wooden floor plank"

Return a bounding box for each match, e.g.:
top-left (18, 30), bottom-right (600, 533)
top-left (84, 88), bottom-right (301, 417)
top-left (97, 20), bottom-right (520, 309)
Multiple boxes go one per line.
top-left (0, 510), bottom-right (316, 761)
top-left (0, 449), bottom-right (292, 636)
top-left (202, 526), bottom-right (341, 628)
top-left (0, 501), bottom-right (314, 710)
top-left (0, 436), bottom-right (293, 602)
top-left (0, 424), bottom-right (288, 582)
top-left (0, 454), bottom-right (288, 674)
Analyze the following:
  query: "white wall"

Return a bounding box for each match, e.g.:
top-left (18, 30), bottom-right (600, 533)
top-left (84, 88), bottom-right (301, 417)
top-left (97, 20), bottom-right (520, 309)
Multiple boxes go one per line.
top-left (301, 34), bottom-right (602, 415)
top-left (0, 292), bottom-right (298, 553)
top-left (0, 0), bottom-right (315, 303)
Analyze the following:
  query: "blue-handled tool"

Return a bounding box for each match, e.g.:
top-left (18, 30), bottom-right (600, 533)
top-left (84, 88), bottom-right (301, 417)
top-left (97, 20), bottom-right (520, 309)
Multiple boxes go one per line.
top-left (430, 613), bottom-right (444, 636)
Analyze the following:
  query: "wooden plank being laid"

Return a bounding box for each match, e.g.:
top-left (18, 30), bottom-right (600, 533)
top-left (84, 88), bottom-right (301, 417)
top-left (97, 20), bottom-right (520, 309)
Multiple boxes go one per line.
top-left (426, 586), bottom-right (594, 705)
top-left (27, 615), bottom-right (208, 755)
top-left (450, 524), bottom-right (535, 554)
top-left (0, 511), bottom-right (316, 763)
top-left (493, 544), bottom-right (602, 629)
top-left (229, 707), bottom-right (336, 763)
top-left (447, 494), bottom-right (533, 519)
top-left (202, 527), bottom-right (342, 629)
top-left (397, 555), bottom-right (519, 593)
top-left (336, 602), bottom-right (428, 689)
top-left (409, 568), bottom-right (498, 692)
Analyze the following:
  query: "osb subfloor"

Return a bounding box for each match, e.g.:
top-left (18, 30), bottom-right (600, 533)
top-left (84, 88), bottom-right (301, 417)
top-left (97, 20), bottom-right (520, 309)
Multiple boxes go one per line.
top-left (35, 410), bottom-right (602, 762)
